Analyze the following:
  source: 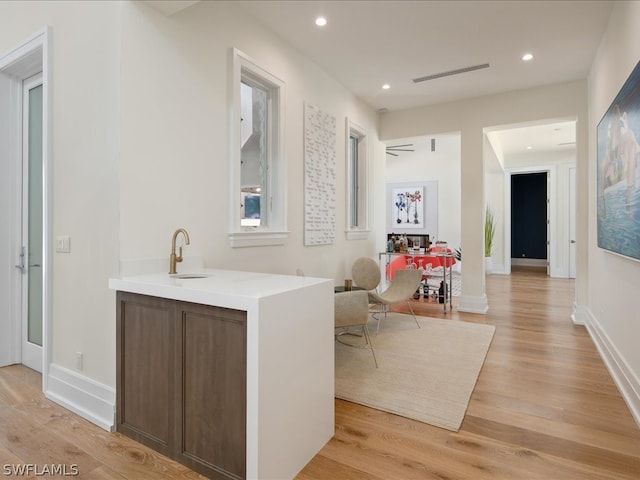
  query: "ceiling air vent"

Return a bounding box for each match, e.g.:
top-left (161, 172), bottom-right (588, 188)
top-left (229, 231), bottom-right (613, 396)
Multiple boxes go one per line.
top-left (413, 63), bottom-right (490, 83)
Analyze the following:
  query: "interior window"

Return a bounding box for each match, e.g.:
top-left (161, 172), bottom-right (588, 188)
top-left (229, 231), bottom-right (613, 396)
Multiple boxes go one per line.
top-left (229, 49), bottom-right (287, 247)
top-left (349, 134), bottom-right (359, 228)
top-left (240, 81), bottom-right (268, 227)
top-left (346, 119), bottom-right (369, 239)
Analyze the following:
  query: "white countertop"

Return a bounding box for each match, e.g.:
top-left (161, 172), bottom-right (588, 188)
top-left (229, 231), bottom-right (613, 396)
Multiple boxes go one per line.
top-left (109, 268), bottom-right (331, 310)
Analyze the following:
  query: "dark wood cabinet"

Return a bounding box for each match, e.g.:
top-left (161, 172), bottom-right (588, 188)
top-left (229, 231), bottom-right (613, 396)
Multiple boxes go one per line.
top-left (116, 292), bottom-right (247, 480)
top-left (176, 301), bottom-right (246, 479)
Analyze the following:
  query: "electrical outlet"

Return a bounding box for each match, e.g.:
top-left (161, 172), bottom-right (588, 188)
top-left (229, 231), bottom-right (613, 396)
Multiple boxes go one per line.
top-left (75, 352), bottom-right (83, 370)
top-left (56, 236), bottom-right (71, 253)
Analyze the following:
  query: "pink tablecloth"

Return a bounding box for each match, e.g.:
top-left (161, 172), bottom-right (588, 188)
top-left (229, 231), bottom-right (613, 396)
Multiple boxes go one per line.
top-left (386, 249), bottom-right (456, 280)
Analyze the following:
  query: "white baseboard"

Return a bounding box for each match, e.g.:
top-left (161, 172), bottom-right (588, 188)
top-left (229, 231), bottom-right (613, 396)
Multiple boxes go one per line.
top-left (511, 258), bottom-right (547, 267)
top-left (487, 264), bottom-right (506, 275)
top-left (45, 363), bottom-right (115, 432)
top-left (457, 294), bottom-right (489, 314)
top-left (584, 310), bottom-right (640, 429)
top-left (571, 302), bottom-right (587, 325)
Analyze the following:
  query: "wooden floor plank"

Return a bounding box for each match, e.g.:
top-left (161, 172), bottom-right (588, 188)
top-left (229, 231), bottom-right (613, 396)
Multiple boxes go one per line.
top-left (76, 464), bottom-right (128, 480)
top-left (467, 394), bottom-right (640, 458)
top-left (463, 415), bottom-right (640, 478)
top-left (0, 445), bottom-right (33, 478)
top-left (446, 430), bottom-right (637, 480)
top-left (295, 454), bottom-right (384, 480)
top-left (0, 404), bottom-right (101, 474)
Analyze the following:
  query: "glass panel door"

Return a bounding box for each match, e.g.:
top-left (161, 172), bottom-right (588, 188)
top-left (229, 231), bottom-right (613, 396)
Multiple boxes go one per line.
top-left (22, 74), bottom-right (43, 372)
top-left (28, 83), bottom-right (43, 346)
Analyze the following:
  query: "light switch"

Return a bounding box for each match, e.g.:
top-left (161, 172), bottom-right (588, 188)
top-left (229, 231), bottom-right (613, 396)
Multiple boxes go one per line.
top-left (56, 236), bottom-right (71, 253)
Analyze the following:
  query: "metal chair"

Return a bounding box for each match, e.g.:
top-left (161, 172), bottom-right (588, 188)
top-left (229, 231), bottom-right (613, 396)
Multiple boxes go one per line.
top-left (368, 268), bottom-right (423, 333)
top-left (334, 290), bottom-right (378, 367)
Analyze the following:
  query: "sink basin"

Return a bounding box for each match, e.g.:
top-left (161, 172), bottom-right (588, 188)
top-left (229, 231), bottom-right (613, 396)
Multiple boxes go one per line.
top-left (171, 273), bottom-right (210, 279)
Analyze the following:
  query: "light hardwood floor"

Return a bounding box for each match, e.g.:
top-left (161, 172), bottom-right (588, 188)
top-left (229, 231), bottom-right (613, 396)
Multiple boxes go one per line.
top-left (297, 268), bottom-right (640, 479)
top-left (1, 268), bottom-right (639, 479)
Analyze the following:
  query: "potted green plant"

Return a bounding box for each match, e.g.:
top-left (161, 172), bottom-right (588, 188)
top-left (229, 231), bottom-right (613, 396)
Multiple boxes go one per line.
top-left (484, 205), bottom-right (496, 272)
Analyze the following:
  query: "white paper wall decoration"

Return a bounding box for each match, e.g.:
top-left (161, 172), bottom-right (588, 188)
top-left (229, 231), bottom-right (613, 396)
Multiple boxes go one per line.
top-left (304, 103), bottom-right (336, 245)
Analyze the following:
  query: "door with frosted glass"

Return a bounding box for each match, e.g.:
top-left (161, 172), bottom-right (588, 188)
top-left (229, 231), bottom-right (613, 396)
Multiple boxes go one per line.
top-left (569, 167), bottom-right (576, 278)
top-left (20, 74), bottom-right (43, 372)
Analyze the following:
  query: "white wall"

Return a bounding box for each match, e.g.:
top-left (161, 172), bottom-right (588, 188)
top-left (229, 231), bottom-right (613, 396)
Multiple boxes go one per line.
top-left (587, 0), bottom-right (640, 425)
top-left (0, 73), bottom-right (16, 366)
top-left (118, 1), bottom-right (381, 292)
top-left (385, 134), bottom-right (461, 249)
top-left (0, 0), bottom-right (380, 408)
top-left (0, 2), bottom-right (121, 387)
top-left (379, 81), bottom-right (588, 314)
top-left (484, 136), bottom-right (505, 273)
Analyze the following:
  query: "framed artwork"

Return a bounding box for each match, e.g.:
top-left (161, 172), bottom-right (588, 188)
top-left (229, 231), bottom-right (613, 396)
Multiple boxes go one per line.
top-left (597, 59), bottom-right (640, 261)
top-left (386, 181), bottom-right (438, 237)
top-left (392, 186), bottom-right (424, 227)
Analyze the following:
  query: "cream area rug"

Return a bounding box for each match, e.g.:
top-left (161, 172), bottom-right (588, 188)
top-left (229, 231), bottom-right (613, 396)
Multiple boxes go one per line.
top-left (335, 314), bottom-right (495, 431)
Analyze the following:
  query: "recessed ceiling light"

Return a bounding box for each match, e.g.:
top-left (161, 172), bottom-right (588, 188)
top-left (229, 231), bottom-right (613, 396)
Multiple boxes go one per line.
top-left (382, 83), bottom-right (390, 90)
top-left (315, 17), bottom-right (327, 26)
top-left (522, 53), bottom-right (534, 61)
top-left (526, 145), bottom-right (533, 150)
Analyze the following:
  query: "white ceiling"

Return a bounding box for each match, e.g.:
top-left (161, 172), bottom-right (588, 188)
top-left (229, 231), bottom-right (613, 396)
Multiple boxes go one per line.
top-left (235, 0), bottom-right (611, 157)
top-left (236, 0), bottom-right (613, 113)
top-left (144, 0), bottom-right (199, 16)
top-left (487, 120), bottom-right (576, 156)
top-left (159, 0), bottom-right (613, 156)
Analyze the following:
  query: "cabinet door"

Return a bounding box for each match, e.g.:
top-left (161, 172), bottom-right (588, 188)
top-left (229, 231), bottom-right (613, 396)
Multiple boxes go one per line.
top-left (176, 302), bottom-right (247, 480)
top-left (116, 292), bottom-right (175, 456)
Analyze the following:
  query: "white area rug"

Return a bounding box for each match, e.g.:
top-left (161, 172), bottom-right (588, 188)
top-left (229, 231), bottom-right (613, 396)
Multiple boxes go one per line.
top-left (335, 314), bottom-right (495, 431)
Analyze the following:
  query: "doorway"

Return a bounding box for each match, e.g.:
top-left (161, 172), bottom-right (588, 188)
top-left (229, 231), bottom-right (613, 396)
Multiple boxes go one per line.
top-left (569, 167), bottom-right (576, 278)
top-left (511, 172), bottom-right (549, 272)
top-left (503, 165), bottom-right (557, 276)
top-left (0, 29), bottom-right (50, 382)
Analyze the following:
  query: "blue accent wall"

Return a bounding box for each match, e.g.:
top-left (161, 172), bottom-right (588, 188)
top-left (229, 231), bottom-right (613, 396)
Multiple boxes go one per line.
top-left (511, 172), bottom-right (547, 259)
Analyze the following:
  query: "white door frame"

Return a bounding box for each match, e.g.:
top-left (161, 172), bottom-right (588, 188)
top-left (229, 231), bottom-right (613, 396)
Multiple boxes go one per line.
top-left (503, 165), bottom-right (557, 276)
top-left (0, 28), bottom-right (51, 389)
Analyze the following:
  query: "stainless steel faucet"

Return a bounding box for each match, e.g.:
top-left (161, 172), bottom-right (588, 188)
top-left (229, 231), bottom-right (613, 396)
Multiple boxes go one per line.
top-left (169, 228), bottom-right (190, 274)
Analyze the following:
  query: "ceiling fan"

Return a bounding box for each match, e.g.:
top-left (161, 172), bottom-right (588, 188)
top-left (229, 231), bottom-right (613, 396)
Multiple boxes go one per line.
top-left (386, 144), bottom-right (415, 157)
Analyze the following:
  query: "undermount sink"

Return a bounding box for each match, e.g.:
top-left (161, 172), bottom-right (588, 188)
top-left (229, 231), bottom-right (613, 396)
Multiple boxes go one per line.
top-left (171, 273), bottom-right (210, 279)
